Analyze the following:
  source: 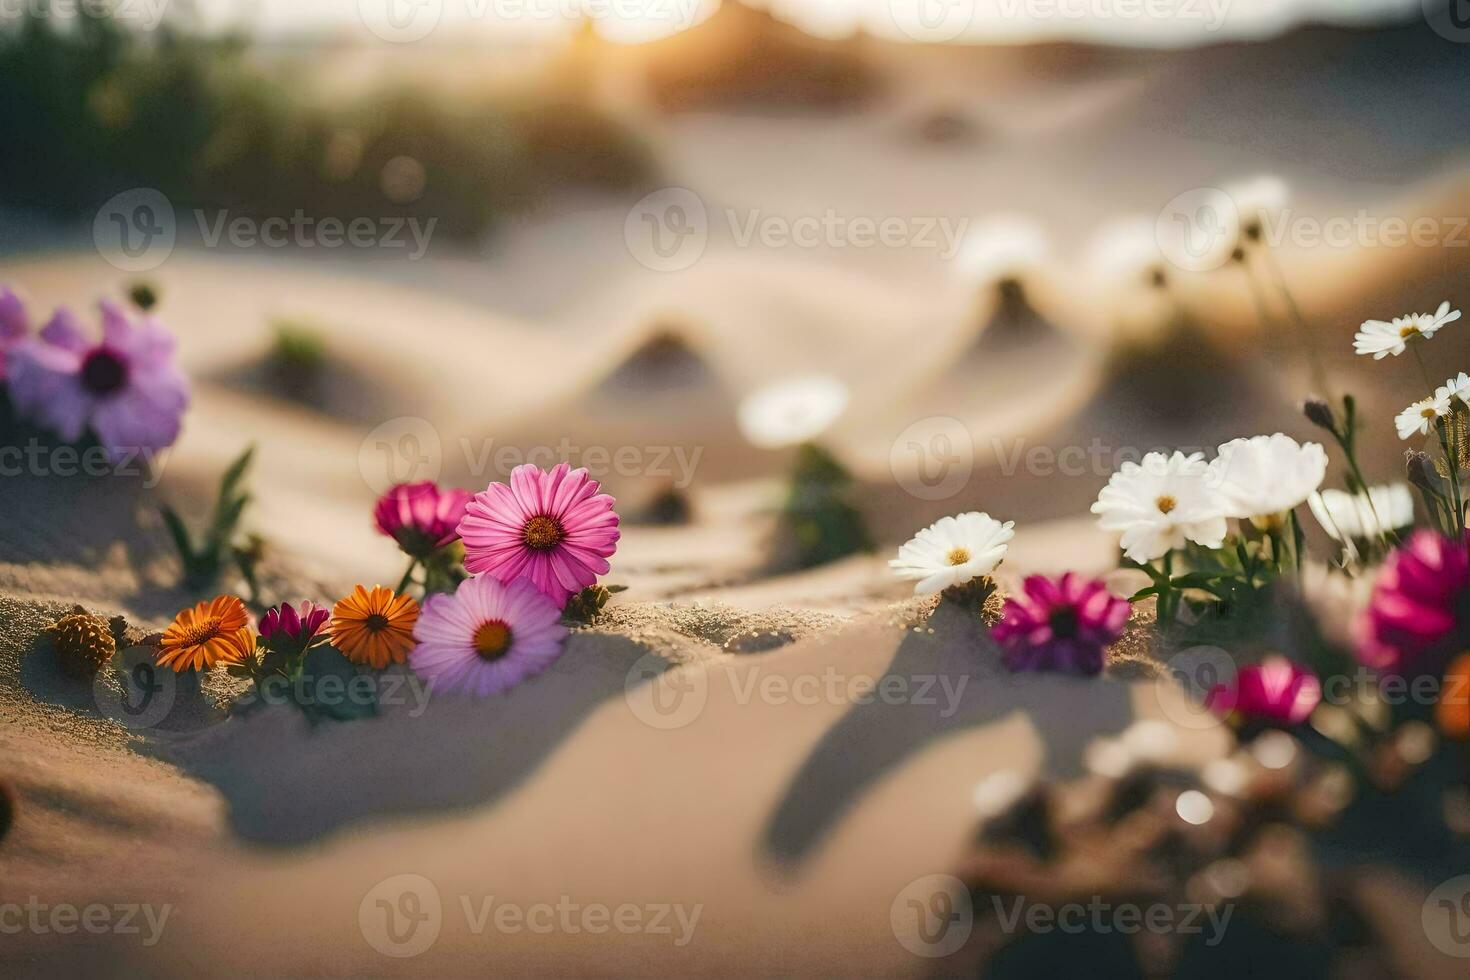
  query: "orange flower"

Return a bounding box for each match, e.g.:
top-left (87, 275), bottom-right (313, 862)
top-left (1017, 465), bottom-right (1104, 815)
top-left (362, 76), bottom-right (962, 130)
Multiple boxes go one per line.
top-left (331, 585), bottom-right (419, 668)
top-left (157, 595), bottom-right (256, 672)
top-left (1437, 652), bottom-right (1470, 740)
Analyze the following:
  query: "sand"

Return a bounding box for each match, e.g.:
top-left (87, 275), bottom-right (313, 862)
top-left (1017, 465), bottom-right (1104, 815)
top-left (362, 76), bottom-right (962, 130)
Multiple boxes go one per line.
top-left (5, 17), bottom-right (1470, 976)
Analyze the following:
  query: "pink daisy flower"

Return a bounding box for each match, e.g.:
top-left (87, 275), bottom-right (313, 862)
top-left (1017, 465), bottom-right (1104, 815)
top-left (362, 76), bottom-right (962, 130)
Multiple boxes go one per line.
top-left (991, 572), bottom-right (1130, 676)
top-left (7, 300), bottom-right (188, 462)
top-left (1206, 656), bottom-right (1321, 726)
top-left (410, 574), bottom-right (569, 697)
top-left (457, 462), bottom-right (620, 605)
top-left (374, 481), bottom-right (472, 558)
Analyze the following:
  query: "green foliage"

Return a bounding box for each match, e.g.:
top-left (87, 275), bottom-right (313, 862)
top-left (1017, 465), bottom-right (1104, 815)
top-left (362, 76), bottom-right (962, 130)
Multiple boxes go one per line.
top-left (160, 445), bottom-right (263, 601)
top-left (269, 320), bottom-right (327, 373)
top-left (0, 11), bottom-right (653, 240)
top-left (779, 442), bottom-right (873, 570)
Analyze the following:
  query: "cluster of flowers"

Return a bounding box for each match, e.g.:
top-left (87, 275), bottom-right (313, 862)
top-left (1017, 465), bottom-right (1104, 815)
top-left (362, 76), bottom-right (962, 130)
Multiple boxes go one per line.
top-left (889, 298), bottom-right (1470, 741)
top-left (155, 462), bottom-right (620, 699)
top-left (0, 286), bottom-right (188, 461)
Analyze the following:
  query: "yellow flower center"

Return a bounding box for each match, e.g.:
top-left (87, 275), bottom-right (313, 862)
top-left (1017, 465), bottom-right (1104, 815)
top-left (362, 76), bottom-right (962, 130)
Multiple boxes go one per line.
top-left (178, 617), bottom-right (223, 647)
top-left (473, 620), bottom-right (512, 660)
top-left (946, 547), bottom-right (971, 566)
top-left (1400, 325), bottom-right (1421, 339)
top-left (1156, 495), bottom-right (1177, 515)
top-left (1423, 407), bottom-right (1439, 419)
top-left (522, 515), bottom-right (565, 551)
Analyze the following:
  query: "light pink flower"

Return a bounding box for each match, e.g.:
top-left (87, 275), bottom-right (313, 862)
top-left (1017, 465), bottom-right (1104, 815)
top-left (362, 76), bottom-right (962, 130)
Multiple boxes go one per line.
top-left (457, 462), bottom-right (620, 604)
top-left (410, 575), bottom-right (569, 697)
top-left (7, 300), bottom-right (187, 461)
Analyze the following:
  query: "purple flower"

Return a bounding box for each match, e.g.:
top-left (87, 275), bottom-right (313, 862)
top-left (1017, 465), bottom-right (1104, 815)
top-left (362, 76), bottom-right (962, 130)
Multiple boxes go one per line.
top-left (991, 573), bottom-right (1130, 676)
top-left (7, 300), bottom-right (188, 462)
top-left (1206, 656), bottom-right (1321, 726)
top-left (0, 287), bottom-right (26, 380)
top-left (374, 481), bottom-right (472, 558)
top-left (1357, 529), bottom-right (1470, 674)
top-left (259, 600), bottom-right (329, 649)
top-left (410, 574), bottom-right (568, 697)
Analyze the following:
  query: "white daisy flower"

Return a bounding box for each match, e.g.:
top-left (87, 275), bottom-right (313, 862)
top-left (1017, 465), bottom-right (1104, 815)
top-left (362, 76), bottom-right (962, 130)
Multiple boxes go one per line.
top-left (1353, 301), bottom-right (1461, 359)
top-left (737, 375), bottom-right (849, 449)
top-left (1395, 392), bottom-right (1451, 440)
top-left (1308, 484), bottom-right (1414, 542)
top-left (1224, 175), bottom-right (1288, 244)
top-left (1436, 371), bottom-right (1470, 405)
top-left (1091, 451), bottom-right (1228, 564)
top-left (889, 512), bottom-right (1015, 595)
top-left (953, 215), bottom-right (1050, 287)
top-left (1208, 433), bottom-right (1328, 520)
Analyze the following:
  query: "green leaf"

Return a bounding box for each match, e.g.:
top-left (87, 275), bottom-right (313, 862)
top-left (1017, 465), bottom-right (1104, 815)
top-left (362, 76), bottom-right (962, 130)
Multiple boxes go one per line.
top-left (159, 505), bottom-right (197, 561)
top-left (297, 646), bottom-right (378, 723)
top-left (216, 445), bottom-right (255, 510)
top-left (1128, 586), bottom-right (1160, 602)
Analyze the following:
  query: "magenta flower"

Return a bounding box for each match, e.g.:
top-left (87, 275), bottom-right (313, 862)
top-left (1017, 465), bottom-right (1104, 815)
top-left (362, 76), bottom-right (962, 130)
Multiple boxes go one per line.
top-left (992, 573), bottom-right (1130, 675)
top-left (1206, 656), bottom-right (1321, 726)
top-left (374, 481), bottom-right (472, 558)
top-left (410, 574), bottom-right (569, 697)
top-left (458, 462), bottom-right (620, 604)
top-left (0, 286), bottom-right (26, 380)
top-left (7, 300), bottom-right (187, 462)
top-left (1357, 529), bottom-right (1470, 674)
top-left (259, 600), bottom-right (329, 652)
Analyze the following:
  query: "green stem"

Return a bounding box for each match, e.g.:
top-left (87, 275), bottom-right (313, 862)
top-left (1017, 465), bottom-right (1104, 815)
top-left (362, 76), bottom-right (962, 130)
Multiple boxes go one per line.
top-left (1440, 421), bottom-right (1465, 537)
top-left (396, 558), bottom-right (419, 595)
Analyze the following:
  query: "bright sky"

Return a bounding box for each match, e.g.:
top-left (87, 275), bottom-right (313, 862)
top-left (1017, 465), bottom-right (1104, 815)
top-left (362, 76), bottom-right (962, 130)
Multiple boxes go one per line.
top-left (190, 0), bottom-right (1421, 45)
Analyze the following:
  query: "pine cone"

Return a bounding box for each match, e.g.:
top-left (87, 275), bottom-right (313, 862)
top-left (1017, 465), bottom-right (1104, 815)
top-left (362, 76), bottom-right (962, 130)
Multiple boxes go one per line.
top-left (50, 612), bottom-right (116, 679)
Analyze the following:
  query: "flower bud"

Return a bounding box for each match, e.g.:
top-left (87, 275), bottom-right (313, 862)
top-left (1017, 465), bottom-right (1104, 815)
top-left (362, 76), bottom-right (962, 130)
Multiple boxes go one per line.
top-left (1405, 450), bottom-right (1438, 492)
top-left (1302, 397), bottom-right (1336, 435)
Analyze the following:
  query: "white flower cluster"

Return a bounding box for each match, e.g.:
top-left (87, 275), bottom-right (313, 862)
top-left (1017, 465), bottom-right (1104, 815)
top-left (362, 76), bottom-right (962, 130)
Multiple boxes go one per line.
top-left (1091, 434), bottom-right (1328, 563)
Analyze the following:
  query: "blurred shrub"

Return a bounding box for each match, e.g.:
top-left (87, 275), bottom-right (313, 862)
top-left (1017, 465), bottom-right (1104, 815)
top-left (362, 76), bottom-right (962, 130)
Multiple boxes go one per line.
top-left (0, 11), bottom-right (655, 240)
